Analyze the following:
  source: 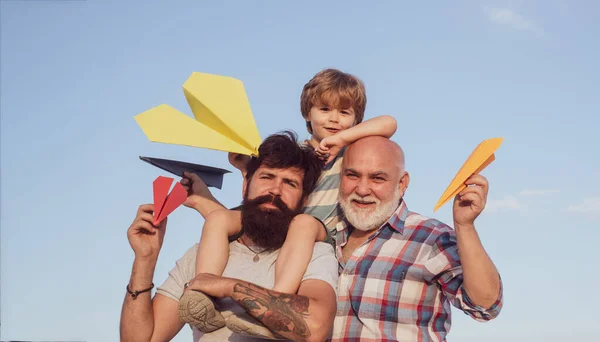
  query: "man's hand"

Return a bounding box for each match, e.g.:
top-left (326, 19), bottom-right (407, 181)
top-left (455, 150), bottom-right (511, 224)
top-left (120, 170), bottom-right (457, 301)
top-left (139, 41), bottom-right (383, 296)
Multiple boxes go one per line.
top-left (127, 204), bottom-right (167, 260)
top-left (316, 134), bottom-right (347, 164)
top-left (181, 172), bottom-right (214, 210)
top-left (453, 174), bottom-right (488, 227)
top-left (185, 273), bottom-right (236, 298)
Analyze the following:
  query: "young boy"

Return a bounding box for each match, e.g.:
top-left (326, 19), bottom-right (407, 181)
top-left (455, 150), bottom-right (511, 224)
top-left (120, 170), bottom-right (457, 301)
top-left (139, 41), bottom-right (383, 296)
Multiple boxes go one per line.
top-left (179, 69), bottom-right (397, 337)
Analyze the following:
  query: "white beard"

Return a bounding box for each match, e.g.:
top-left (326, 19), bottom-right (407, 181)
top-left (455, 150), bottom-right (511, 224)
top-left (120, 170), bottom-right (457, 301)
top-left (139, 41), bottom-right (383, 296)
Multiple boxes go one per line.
top-left (339, 189), bottom-right (402, 232)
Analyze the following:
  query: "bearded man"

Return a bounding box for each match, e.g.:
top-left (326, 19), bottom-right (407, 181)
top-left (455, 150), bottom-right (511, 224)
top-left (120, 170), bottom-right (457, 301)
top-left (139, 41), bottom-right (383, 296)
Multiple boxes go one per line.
top-left (120, 132), bottom-right (338, 342)
top-left (332, 136), bottom-right (503, 341)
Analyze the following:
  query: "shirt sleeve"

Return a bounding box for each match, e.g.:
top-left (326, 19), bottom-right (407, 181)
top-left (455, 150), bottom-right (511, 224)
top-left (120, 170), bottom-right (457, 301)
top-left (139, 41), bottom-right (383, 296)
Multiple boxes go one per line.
top-left (424, 226), bottom-right (503, 322)
top-left (302, 242), bottom-right (339, 295)
top-left (156, 244), bottom-right (198, 302)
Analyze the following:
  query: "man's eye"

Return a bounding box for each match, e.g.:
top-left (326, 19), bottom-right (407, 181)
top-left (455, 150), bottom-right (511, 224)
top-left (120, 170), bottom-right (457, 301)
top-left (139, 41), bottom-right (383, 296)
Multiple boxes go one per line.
top-left (374, 177), bottom-right (385, 182)
top-left (346, 174), bottom-right (359, 179)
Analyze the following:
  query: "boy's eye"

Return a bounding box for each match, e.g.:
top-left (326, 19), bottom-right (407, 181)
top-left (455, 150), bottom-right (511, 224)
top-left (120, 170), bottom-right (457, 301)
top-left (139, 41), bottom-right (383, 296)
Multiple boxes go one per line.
top-left (320, 107), bottom-right (330, 111)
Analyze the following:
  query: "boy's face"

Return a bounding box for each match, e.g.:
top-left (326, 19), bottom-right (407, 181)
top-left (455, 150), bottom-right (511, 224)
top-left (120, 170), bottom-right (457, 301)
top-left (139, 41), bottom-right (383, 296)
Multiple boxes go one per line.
top-left (306, 105), bottom-right (356, 142)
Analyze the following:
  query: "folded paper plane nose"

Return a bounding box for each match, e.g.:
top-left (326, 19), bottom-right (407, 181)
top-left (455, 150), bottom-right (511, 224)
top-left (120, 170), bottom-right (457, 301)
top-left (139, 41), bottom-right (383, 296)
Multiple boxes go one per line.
top-left (152, 176), bottom-right (187, 225)
top-left (434, 138), bottom-right (503, 211)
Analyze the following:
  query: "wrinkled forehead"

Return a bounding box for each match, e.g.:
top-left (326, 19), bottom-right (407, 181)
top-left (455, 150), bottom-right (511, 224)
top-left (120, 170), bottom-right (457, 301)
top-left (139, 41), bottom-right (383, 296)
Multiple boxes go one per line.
top-left (343, 142), bottom-right (401, 175)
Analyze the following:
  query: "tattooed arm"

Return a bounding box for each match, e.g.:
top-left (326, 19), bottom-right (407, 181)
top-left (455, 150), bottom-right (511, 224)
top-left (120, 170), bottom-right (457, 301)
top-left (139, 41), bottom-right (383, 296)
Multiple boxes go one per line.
top-left (185, 273), bottom-right (337, 342)
top-left (232, 280), bottom-right (336, 341)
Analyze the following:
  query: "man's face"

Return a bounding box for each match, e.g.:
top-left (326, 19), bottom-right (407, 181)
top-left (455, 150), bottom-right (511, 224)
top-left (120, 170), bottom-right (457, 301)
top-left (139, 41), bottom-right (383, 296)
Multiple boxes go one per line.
top-left (244, 166), bottom-right (305, 211)
top-left (241, 166), bottom-right (305, 250)
top-left (339, 143), bottom-right (406, 231)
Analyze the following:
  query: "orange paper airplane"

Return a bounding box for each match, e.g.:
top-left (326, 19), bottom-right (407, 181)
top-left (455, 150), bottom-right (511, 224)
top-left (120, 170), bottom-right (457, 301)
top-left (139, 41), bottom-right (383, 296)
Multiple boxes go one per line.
top-left (434, 138), bottom-right (503, 212)
top-left (153, 176), bottom-right (187, 225)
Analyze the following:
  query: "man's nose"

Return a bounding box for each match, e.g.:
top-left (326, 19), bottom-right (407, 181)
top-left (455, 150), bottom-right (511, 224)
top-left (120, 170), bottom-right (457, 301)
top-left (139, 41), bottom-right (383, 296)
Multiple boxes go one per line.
top-left (268, 181), bottom-right (282, 196)
top-left (355, 179), bottom-right (371, 197)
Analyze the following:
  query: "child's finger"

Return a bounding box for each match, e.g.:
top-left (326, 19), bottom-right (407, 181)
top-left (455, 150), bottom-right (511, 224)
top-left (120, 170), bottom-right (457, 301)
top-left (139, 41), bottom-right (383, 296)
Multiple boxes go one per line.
top-left (315, 147), bottom-right (329, 155)
top-left (315, 153), bottom-right (328, 161)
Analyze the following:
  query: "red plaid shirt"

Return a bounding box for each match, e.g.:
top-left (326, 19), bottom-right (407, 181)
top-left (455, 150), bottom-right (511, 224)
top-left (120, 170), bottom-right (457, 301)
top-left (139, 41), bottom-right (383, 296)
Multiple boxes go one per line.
top-left (331, 200), bottom-right (503, 341)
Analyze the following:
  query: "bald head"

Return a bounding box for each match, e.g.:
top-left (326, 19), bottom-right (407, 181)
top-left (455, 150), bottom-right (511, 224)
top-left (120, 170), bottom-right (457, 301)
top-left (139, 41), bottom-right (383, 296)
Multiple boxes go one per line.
top-left (345, 136), bottom-right (406, 173)
top-left (339, 136), bottom-right (410, 232)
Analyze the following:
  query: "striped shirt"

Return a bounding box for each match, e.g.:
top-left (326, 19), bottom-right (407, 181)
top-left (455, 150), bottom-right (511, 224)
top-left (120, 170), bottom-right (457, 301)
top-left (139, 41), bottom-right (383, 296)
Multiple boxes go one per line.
top-left (302, 146), bottom-right (346, 234)
top-left (332, 200), bottom-right (503, 341)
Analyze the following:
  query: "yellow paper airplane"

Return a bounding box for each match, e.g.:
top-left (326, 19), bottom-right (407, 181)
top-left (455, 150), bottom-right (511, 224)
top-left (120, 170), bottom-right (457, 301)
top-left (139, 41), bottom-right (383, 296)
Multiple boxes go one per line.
top-left (434, 138), bottom-right (503, 212)
top-left (134, 72), bottom-right (262, 156)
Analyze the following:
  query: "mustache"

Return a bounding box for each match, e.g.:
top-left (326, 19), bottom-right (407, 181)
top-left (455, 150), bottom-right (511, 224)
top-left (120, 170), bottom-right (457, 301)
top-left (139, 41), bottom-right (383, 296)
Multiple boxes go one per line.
top-left (243, 194), bottom-right (292, 212)
top-left (345, 193), bottom-right (380, 205)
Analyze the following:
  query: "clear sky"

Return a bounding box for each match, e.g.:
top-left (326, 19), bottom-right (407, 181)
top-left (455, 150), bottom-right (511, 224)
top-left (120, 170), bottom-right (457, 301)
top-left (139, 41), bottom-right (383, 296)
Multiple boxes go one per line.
top-left (1, 0), bottom-right (599, 341)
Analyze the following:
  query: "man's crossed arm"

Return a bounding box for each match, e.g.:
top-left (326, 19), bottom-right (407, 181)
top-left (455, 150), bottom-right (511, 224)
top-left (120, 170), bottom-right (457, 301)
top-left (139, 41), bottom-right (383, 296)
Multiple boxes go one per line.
top-left (120, 271), bottom-right (336, 342)
top-left (186, 273), bottom-right (337, 341)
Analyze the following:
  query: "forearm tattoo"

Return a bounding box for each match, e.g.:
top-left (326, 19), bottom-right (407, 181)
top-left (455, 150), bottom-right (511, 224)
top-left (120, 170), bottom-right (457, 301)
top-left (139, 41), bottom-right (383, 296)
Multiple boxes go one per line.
top-left (232, 282), bottom-right (311, 338)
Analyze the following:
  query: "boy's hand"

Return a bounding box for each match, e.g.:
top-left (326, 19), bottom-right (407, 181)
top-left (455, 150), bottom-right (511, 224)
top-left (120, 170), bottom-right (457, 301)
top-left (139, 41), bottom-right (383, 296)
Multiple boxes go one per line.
top-left (127, 204), bottom-right (167, 260)
top-left (181, 172), bottom-right (214, 211)
top-left (228, 152), bottom-right (250, 177)
top-left (317, 135), bottom-right (347, 164)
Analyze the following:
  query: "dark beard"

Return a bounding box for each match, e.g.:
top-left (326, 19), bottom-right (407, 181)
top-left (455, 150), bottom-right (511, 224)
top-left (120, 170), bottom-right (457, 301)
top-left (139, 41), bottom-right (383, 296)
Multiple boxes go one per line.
top-left (241, 194), bottom-right (301, 251)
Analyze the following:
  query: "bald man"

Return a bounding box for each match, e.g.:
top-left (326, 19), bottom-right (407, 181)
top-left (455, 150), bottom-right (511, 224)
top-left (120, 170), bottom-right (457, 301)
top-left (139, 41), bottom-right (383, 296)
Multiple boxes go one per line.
top-left (331, 136), bottom-right (503, 341)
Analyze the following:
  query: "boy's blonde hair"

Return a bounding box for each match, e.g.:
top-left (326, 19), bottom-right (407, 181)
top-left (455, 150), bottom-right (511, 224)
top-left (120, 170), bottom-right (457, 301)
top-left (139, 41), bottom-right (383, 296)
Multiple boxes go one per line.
top-left (300, 68), bottom-right (367, 134)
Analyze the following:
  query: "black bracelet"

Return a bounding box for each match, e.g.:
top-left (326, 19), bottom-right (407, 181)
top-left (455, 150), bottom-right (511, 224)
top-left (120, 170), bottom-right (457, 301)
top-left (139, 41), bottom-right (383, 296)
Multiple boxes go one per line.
top-left (127, 283), bottom-right (154, 300)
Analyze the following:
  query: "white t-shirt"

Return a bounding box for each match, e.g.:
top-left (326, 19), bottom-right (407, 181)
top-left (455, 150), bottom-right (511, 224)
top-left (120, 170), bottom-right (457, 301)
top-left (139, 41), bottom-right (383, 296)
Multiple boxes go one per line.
top-left (157, 241), bottom-right (338, 341)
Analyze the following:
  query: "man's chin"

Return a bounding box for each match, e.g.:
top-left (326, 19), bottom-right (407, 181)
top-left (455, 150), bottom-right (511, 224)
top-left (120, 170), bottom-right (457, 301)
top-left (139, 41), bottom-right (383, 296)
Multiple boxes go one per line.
top-left (241, 197), bottom-right (300, 251)
top-left (341, 202), bottom-right (391, 232)
top-left (345, 207), bottom-right (375, 219)
top-left (344, 211), bottom-right (374, 229)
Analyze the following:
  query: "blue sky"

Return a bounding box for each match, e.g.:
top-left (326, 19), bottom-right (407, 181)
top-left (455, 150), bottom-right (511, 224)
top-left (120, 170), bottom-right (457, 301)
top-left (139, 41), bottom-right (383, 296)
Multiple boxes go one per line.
top-left (1, 0), bottom-right (599, 341)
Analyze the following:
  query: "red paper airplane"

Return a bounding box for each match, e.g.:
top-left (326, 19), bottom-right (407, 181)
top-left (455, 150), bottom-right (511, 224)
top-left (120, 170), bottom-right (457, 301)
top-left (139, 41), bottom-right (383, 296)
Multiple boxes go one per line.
top-left (153, 176), bottom-right (187, 225)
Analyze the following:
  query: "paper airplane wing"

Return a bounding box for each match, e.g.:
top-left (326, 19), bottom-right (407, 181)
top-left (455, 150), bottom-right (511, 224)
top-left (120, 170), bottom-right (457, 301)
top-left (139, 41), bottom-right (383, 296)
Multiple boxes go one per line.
top-left (152, 176), bottom-right (187, 225)
top-left (134, 104), bottom-right (257, 155)
top-left (434, 138), bottom-right (503, 212)
top-left (153, 176), bottom-right (172, 218)
top-left (140, 156), bottom-right (231, 189)
top-left (183, 72), bottom-right (261, 156)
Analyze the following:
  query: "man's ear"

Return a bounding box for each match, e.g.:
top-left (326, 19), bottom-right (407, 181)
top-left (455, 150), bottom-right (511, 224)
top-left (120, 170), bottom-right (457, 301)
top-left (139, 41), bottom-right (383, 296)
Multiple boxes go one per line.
top-left (399, 171), bottom-right (410, 197)
top-left (242, 176), bottom-right (248, 198)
